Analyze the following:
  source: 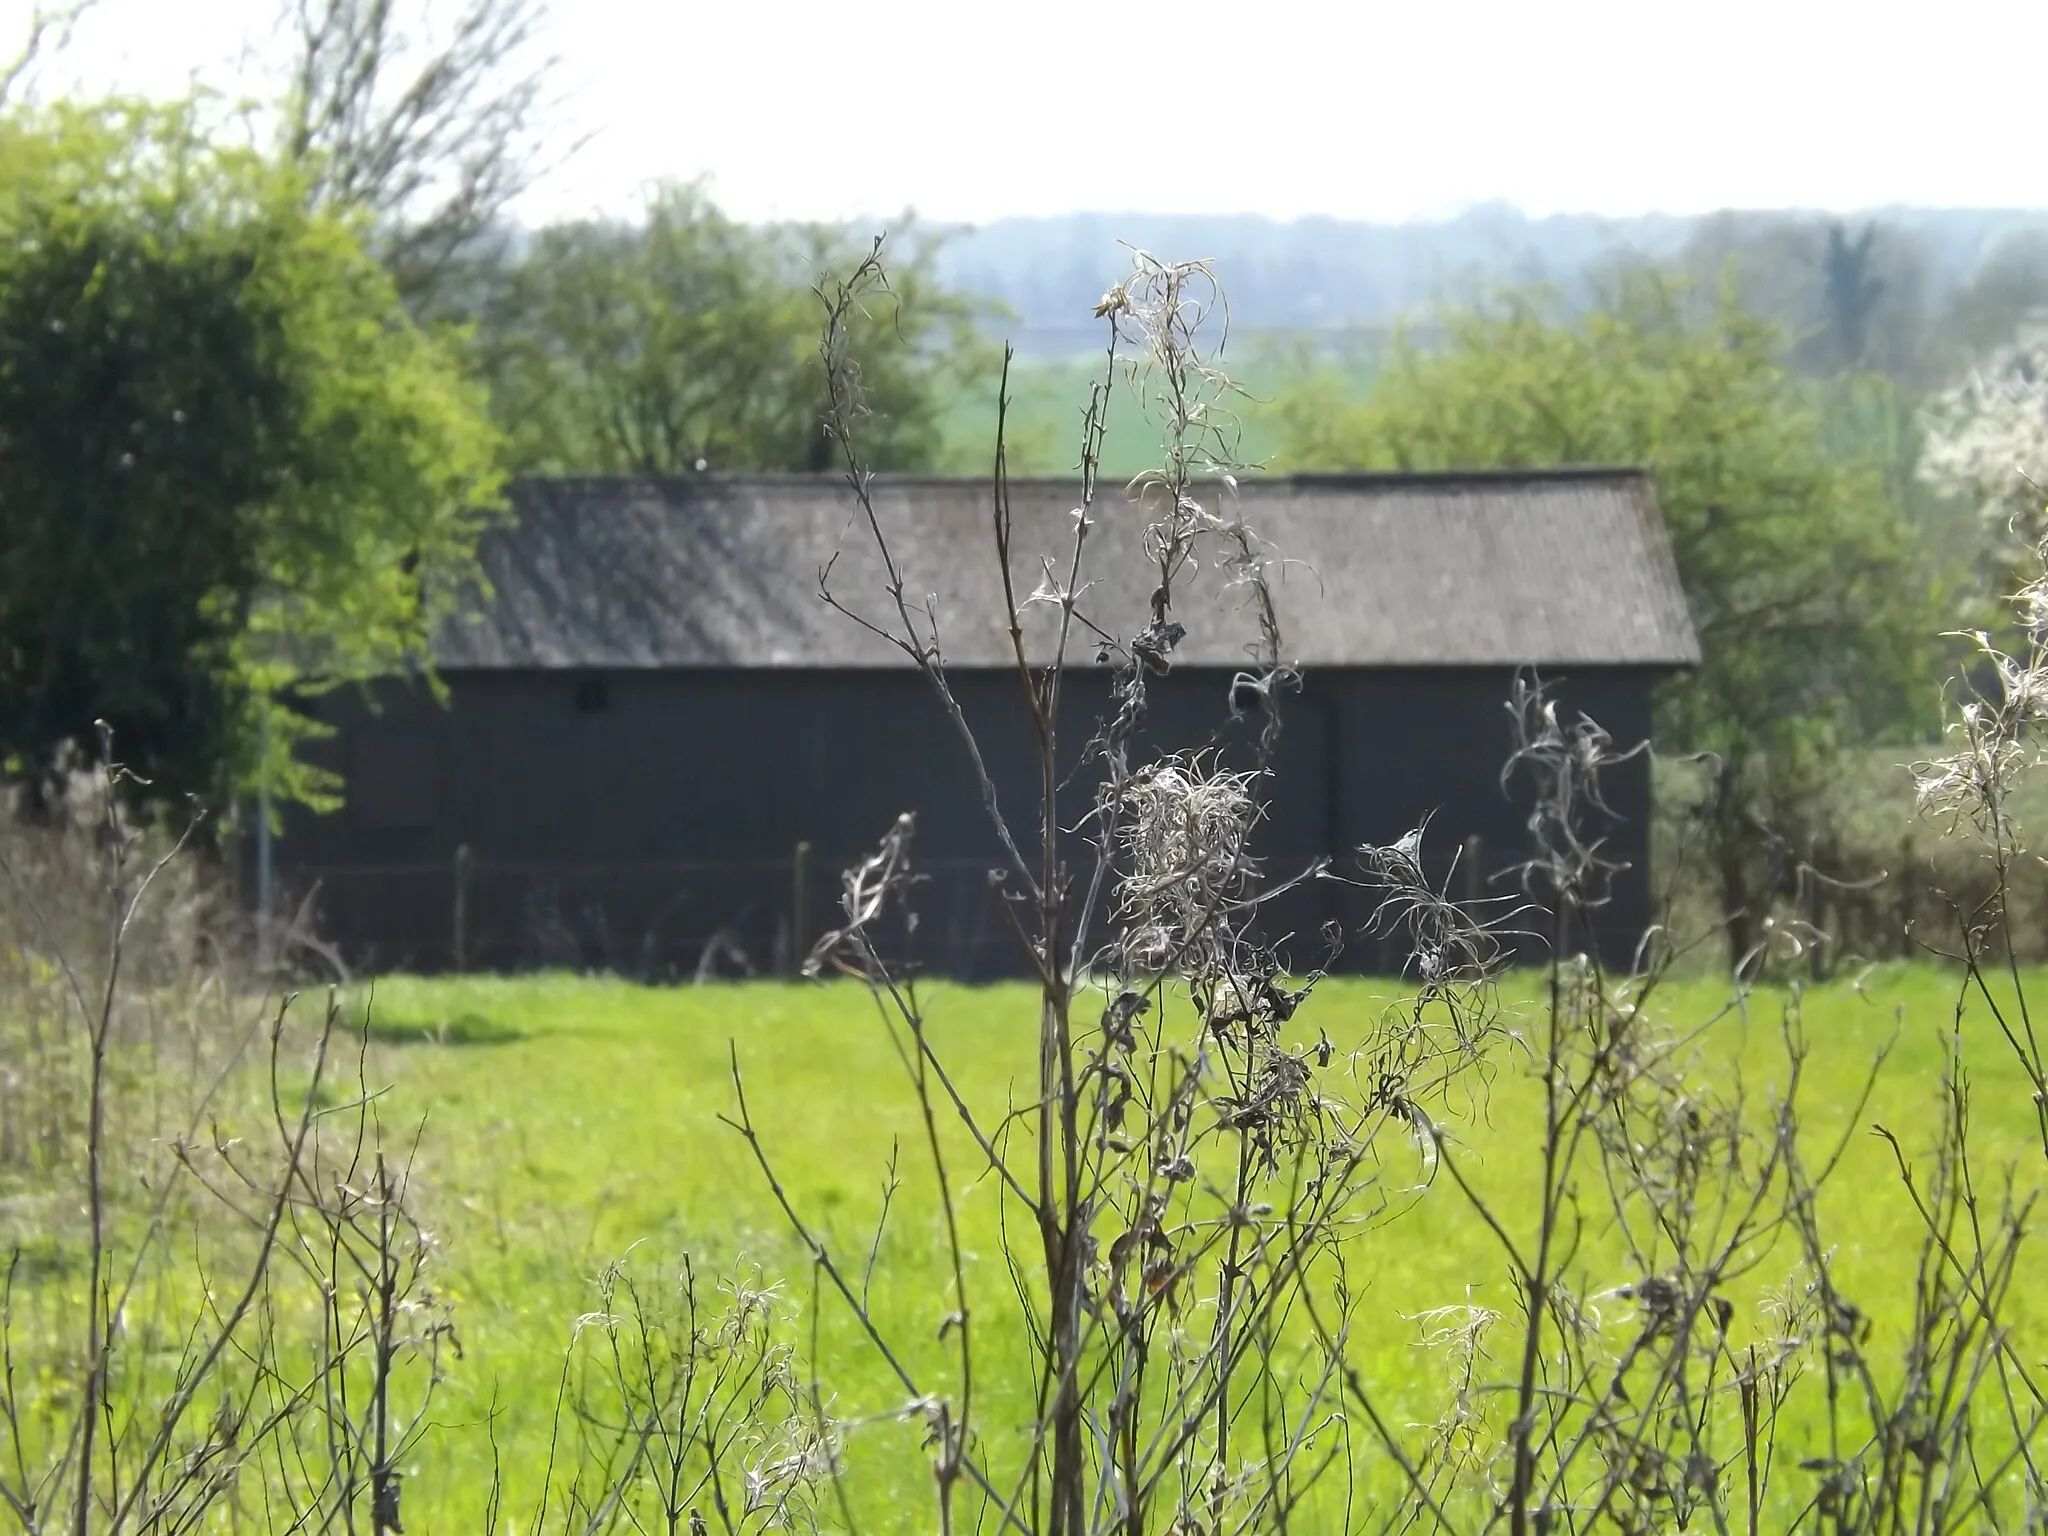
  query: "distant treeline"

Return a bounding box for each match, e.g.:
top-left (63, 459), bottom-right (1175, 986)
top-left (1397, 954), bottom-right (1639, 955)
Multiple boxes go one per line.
top-left (933, 205), bottom-right (2048, 369)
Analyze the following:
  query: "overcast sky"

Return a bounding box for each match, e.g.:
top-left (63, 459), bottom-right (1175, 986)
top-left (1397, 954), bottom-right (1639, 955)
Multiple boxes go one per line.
top-left (6, 0), bottom-right (2046, 226)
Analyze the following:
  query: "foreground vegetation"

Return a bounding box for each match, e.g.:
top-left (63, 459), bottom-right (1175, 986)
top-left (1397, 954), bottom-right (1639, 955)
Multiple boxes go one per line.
top-left (353, 965), bottom-right (2048, 1525)
top-left (4, 960), bottom-right (2044, 1531)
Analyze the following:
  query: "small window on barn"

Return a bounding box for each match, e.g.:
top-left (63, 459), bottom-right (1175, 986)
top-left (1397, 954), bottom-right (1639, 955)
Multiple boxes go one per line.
top-left (573, 677), bottom-right (610, 714)
top-left (349, 731), bottom-right (439, 831)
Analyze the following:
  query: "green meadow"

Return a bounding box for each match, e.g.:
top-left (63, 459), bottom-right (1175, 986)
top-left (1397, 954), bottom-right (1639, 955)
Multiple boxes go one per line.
top-left (214, 962), bottom-right (2046, 1529)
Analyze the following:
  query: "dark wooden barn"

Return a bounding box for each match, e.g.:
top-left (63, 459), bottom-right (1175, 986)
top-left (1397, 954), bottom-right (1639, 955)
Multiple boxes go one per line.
top-left (266, 469), bottom-right (1698, 978)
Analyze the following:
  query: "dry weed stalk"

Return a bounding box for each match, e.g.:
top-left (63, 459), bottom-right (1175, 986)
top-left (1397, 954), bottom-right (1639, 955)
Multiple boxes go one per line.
top-left (729, 243), bottom-right (1425, 1536)
top-left (533, 1260), bottom-right (837, 1536)
top-left (1303, 678), bottom-right (2047, 1535)
top-left (0, 746), bottom-right (242, 1181)
top-left (721, 245), bottom-right (1545, 1536)
top-left (1911, 508), bottom-right (2048, 1160)
top-left (0, 747), bottom-right (460, 1535)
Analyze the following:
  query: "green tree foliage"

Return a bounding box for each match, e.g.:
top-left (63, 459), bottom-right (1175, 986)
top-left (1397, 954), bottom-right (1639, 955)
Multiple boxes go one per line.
top-left (1277, 271), bottom-right (1948, 965)
top-left (475, 184), bottom-right (989, 475)
top-left (0, 101), bottom-right (503, 816)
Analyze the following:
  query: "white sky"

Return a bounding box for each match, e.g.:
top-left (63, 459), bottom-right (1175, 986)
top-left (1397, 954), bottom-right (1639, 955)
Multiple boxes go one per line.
top-left (6, 0), bottom-right (2047, 226)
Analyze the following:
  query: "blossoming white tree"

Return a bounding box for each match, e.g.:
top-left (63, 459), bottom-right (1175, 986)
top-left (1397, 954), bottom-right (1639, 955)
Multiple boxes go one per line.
top-left (1920, 323), bottom-right (2048, 557)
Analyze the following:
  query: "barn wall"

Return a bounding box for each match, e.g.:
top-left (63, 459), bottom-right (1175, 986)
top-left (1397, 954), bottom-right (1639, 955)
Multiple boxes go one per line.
top-left (270, 664), bottom-right (1662, 977)
top-left (1315, 668), bottom-right (1656, 970)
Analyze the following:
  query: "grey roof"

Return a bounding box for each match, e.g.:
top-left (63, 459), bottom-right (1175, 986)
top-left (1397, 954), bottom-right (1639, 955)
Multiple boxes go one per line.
top-left (435, 470), bottom-right (1700, 671)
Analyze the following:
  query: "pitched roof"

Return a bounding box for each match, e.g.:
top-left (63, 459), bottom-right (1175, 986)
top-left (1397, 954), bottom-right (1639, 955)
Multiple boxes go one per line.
top-left (435, 470), bottom-right (1700, 671)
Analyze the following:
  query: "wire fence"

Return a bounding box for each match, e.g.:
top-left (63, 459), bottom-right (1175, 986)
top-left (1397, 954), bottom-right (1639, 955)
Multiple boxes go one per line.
top-left (276, 849), bottom-right (1053, 982)
top-left (272, 848), bottom-right (1464, 983)
top-left (272, 823), bottom-right (2048, 983)
top-left (268, 835), bottom-right (1664, 982)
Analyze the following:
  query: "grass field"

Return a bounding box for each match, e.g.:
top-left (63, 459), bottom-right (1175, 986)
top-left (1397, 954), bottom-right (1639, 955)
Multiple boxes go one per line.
top-left (264, 962), bottom-right (2048, 1529)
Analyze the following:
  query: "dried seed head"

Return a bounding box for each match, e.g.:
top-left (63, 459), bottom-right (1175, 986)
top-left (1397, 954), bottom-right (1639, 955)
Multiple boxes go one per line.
top-left (1112, 754), bottom-right (1261, 979)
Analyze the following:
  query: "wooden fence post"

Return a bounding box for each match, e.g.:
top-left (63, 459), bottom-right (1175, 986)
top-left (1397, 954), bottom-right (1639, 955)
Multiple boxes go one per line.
top-left (1899, 833), bottom-right (1917, 961)
top-left (452, 844), bottom-right (474, 972)
top-left (1805, 850), bottom-right (1825, 983)
top-left (791, 840), bottom-right (812, 977)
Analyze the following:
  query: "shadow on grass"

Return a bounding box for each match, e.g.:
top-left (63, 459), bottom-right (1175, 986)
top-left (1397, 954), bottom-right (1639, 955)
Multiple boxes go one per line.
top-left (362, 1012), bottom-right (525, 1048)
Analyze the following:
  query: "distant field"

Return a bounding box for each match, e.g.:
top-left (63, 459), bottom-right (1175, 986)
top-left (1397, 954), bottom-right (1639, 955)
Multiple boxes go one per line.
top-left (247, 963), bottom-right (2047, 1529)
top-left (935, 345), bottom-right (1383, 478)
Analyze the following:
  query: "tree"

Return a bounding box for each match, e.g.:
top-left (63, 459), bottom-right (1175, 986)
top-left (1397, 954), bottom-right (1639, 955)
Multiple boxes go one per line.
top-left (279, 0), bottom-right (560, 311)
top-left (1669, 212), bottom-right (1935, 383)
top-left (1919, 322), bottom-right (2048, 596)
top-left (0, 99), bottom-right (503, 816)
top-left (0, 0), bottom-right (95, 107)
top-left (1937, 230), bottom-right (2048, 365)
top-left (1277, 271), bottom-right (1946, 968)
top-left (1822, 220), bottom-right (1885, 373)
top-left (479, 183), bottom-right (989, 475)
